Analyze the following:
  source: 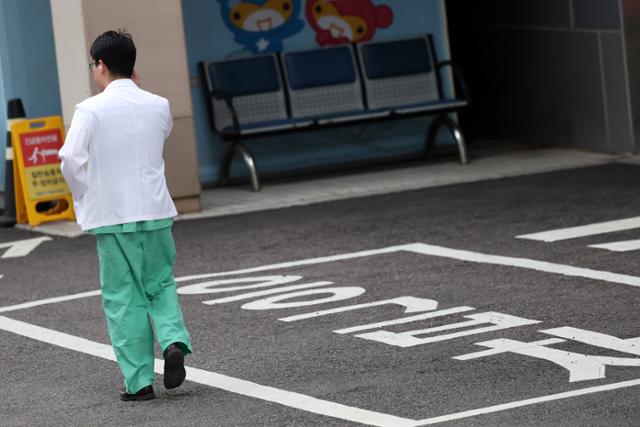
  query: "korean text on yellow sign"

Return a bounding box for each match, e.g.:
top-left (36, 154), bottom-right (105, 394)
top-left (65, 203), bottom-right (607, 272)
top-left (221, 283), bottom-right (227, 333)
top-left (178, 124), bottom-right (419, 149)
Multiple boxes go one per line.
top-left (11, 116), bottom-right (75, 226)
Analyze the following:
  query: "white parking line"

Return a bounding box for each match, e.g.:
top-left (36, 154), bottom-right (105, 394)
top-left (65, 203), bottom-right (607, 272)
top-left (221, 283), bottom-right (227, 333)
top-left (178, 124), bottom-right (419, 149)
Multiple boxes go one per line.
top-left (404, 243), bottom-right (640, 287)
top-left (2, 242), bottom-right (640, 316)
top-left (589, 239), bottom-right (640, 252)
top-left (176, 242), bottom-right (640, 287)
top-left (409, 378), bottom-right (640, 425)
top-left (516, 216), bottom-right (640, 242)
top-left (174, 244), bottom-right (413, 282)
top-left (0, 315), bottom-right (414, 427)
top-left (0, 289), bottom-right (101, 313)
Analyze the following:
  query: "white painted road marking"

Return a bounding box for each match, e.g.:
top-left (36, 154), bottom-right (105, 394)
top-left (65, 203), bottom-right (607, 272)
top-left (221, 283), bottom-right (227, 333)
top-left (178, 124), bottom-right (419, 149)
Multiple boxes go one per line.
top-left (177, 275), bottom-right (304, 295)
top-left (0, 315), bottom-right (414, 427)
top-left (408, 378), bottom-right (640, 426)
top-left (334, 306), bottom-right (475, 335)
top-left (176, 242), bottom-right (640, 288)
top-left (174, 244), bottom-right (413, 282)
top-left (3, 313), bottom-right (640, 426)
top-left (240, 287), bottom-right (367, 310)
top-left (589, 238), bottom-right (640, 252)
top-left (516, 216), bottom-right (640, 242)
top-left (542, 326), bottom-right (640, 356)
top-left (455, 337), bottom-right (640, 382)
top-left (280, 296), bottom-right (440, 322)
top-left (454, 338), bottom-right (566, 360)
top-left (2, 242), bottom-right (640, 315)
top-left (0, 289), bottom-right (101, 314)
top-left (0, 236), bottom-right (52, 258)
top-left (202, 282), bottom-right (334, 305)
top-left (404, 243), bottom-right (640, 287)
top-left (356, 312), bottom-right (540, 348)
top-left (3, 242), bottom-right (640, 424)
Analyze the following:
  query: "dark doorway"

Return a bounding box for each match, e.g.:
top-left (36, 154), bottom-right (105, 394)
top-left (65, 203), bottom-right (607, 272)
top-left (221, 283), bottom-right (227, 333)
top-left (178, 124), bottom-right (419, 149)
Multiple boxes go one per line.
top-left (444, 0), bottom-right (635, 153)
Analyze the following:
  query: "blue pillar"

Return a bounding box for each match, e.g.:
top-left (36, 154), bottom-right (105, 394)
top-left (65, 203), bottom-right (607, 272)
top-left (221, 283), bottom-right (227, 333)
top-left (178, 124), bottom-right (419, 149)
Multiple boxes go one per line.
top-left (0, 0), bottom-right (62, 191)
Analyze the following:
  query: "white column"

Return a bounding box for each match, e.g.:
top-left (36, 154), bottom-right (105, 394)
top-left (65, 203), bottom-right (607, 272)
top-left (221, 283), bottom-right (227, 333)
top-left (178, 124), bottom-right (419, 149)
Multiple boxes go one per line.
top-left (49, 0), bottom-right (93, 129)
top-left (49, 0), bottom-right (201, 212)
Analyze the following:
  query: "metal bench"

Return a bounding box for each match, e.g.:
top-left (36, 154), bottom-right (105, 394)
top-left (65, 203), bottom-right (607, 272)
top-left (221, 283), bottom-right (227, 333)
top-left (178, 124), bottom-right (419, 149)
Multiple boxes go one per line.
top-left (201, 34), bottom-right (469, 191)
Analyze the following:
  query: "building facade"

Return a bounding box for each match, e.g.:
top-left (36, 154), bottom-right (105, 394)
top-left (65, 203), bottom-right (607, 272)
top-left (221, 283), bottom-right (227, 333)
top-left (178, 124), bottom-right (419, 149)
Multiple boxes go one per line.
top-left (0, 0), bottom-right (636, 207)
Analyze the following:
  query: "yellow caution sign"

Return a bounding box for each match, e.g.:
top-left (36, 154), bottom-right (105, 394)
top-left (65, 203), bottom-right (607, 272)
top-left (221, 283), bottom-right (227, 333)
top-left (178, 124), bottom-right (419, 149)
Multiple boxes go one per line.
top-left (11, 116), bottom-right (75, 226)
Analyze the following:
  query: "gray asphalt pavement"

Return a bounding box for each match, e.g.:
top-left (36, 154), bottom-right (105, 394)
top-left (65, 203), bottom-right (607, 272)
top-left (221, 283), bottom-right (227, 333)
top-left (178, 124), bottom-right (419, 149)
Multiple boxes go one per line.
top-left (1, 163), bottom-right (640, 426)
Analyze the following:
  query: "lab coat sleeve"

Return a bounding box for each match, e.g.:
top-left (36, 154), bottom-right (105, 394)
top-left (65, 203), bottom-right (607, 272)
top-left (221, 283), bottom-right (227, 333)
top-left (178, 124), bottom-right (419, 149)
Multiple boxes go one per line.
top-left (163, 98), bottom-right (173, 140)
top-left (59, 106), bottom-right (94, 201)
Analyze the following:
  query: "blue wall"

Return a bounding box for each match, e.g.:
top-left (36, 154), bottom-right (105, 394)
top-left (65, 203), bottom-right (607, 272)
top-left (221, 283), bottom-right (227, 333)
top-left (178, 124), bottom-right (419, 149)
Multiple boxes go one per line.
top-left (0, 0), bottom-right (455, 191)
top-left (0, 0), bottom-right (62, 191)
top-left (181, 0), bottom-right (455, 185)
top-left (0, 52), bottom-right (6, 182)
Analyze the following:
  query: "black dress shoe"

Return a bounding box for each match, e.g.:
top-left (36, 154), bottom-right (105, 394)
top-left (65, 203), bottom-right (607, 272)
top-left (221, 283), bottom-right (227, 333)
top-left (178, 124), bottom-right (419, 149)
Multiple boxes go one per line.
top-left (119, 385), bottom-right (155, 401)
top-left (163, 343), bottom-right (186, 389)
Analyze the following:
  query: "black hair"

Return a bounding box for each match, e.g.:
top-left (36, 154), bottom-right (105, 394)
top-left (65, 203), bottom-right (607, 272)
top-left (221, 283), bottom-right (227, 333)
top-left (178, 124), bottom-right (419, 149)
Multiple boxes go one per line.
top-left (89, 30), bottom-right (136, 78)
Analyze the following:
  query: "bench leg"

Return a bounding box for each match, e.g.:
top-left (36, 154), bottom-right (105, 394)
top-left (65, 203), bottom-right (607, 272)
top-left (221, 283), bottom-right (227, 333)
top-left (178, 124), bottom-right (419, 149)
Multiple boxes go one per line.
top-left (235, 144), bottom-right (261, 192)
top-left (426, 114), bottom-right (469, 165)
top-left (219, 143), bottom-right (261, 192)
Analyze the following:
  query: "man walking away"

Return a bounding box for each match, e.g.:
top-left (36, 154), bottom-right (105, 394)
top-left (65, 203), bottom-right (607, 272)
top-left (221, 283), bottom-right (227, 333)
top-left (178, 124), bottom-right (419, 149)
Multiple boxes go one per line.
top-left (59, 30), bottom-right (192, 402)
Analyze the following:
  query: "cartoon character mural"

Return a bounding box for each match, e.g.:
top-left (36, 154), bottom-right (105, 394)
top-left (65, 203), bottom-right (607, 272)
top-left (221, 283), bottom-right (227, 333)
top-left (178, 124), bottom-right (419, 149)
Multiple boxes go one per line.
top-left (306, 0), bottom-right (394, 46)
top-left (218, 0), bottom-right (305, 53)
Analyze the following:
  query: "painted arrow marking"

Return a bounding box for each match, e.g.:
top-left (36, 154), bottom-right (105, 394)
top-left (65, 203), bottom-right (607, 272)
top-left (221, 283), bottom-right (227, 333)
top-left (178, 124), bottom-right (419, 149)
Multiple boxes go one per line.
top-left (0, 237), bottom-right (52, 259)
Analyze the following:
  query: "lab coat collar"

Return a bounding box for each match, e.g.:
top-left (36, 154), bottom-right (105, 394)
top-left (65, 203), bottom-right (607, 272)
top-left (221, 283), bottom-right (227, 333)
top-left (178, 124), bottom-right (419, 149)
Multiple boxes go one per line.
top-left (104, 78), bottom-right (137, 91)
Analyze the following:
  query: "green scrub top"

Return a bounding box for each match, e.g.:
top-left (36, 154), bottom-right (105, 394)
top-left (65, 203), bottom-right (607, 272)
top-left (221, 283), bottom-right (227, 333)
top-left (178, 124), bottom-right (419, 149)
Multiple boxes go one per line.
top-left (89, 218), bottom-right (174, 234)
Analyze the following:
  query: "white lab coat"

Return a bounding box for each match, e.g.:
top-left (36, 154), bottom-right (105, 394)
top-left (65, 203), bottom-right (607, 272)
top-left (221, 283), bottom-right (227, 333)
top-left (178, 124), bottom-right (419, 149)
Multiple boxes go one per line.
top-left (59, 79), bottom-right (177, 230)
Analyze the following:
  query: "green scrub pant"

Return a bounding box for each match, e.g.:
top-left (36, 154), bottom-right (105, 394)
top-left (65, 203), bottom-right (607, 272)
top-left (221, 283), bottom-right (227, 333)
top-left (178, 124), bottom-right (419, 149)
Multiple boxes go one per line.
top-left (96, 227), bottom-right (192, 394)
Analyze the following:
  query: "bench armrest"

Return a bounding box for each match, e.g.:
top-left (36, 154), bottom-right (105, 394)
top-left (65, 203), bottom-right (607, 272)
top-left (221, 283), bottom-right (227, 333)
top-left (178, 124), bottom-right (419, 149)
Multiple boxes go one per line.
top-left (436, 60), bottom-right (471, 105)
